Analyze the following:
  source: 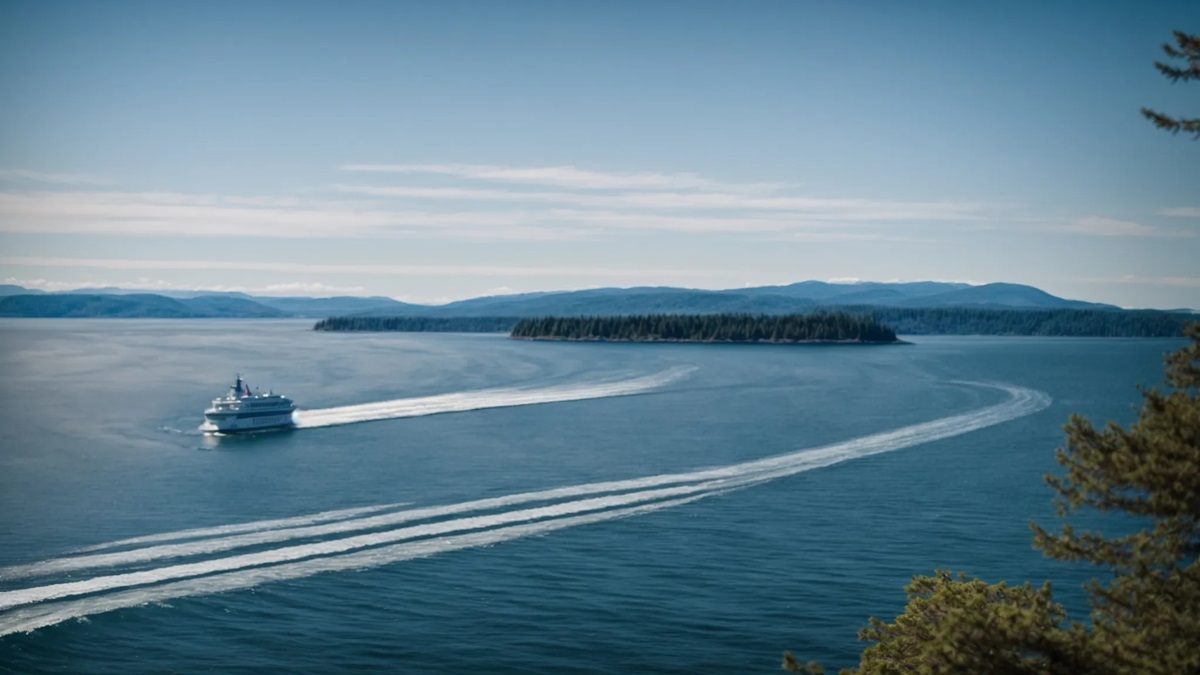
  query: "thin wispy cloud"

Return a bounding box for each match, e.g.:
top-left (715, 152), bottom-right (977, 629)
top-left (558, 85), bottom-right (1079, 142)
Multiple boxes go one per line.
top-left (0, 168), bottom-right (112, 185)
top-left (0, 187), bottom-right (955, 241)
top-left (1083, 275), bottom-right (1200, 288)
top-left (0, 256), bottom-right (730, 280)
top-left (768, 231), bottom-right (921, 243)
top-left (2, 277), bottom-right (370, 295)
top-left (1158, 207), bottom-right (1200, 218)
top-left (547, 209), bottom-right (840, 235)
top-left (1062, 216), bottom-right (1194, 238)
top-left (0, 165), bottom-right (1184, 248)
top-left (337, 163), bottom-right (785, 193)
top-left (333, 183), bottom-right (987, 220)
top-left (259, 281), bottom-right (370, 295)
top-left (0, 191), bottom-right (574, 240)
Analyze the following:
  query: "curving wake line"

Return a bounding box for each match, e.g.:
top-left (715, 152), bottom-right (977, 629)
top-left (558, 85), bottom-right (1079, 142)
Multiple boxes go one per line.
top-left (292, 366), bottom-right (697, 429)
top-left (71, 503), bottom-right (412, 554)
top-left (0, 381), bottom-right (1051, 636)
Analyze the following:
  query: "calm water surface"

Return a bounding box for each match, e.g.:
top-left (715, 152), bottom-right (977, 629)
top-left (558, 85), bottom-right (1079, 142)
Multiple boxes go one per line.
top-left (0, 320), bottom-right (1182, 673)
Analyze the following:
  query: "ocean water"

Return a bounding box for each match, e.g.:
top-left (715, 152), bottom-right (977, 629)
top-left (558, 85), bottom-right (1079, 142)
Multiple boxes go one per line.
top-left (0, 320), bottom-right (1183, 673)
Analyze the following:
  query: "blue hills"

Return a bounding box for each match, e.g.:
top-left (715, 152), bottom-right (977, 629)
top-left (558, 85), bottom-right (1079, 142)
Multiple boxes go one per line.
top-left (0, 280), bottom-right (1124, 318)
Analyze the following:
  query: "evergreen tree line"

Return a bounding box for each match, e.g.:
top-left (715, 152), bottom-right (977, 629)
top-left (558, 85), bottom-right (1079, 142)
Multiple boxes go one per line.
top-left (510, 313), bottom-right (898, 343)
top-left (312, 316), bottom-right (519, 332)
top-left (312, 308), bottom-right (1194, 338)
top-left (839, 306), bottom-right (1192, 337)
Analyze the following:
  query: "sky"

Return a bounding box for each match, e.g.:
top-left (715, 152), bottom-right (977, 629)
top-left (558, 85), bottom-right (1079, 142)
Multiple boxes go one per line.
top-left (0, 1), bottom-right (1197, 308)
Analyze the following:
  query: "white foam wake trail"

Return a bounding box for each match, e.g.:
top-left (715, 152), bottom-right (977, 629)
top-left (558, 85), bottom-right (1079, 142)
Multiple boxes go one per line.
top-left (0, 475), bottom-right (722, 581)
top-left (0, 481), bottom-right (754, 609)
top-left (0, 383), bottom-right (1050, 583)
top-left (72, 503), bottom-right (412, 554)
top-left (292, 366), bottom-right (696, 429)
top-left (704, 382), bottom-right (1050, 483)
top-left (0, 382), bottom-right (1051, 635)
top-left (0, 494), bottom-right (712, 638)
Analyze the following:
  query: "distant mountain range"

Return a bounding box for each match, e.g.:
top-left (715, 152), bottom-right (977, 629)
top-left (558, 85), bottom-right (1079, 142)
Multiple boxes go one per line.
top-left (0, 280), bottom-right (1137, 319)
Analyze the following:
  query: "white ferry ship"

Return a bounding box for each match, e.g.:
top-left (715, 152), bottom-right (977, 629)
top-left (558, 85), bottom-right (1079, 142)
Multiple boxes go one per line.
top-left (201, 375), bottom-right (296, 434)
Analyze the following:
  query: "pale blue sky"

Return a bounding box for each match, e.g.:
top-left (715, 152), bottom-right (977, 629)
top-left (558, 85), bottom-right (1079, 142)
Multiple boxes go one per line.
top-left (0, 1), bottom-right (1197, 307)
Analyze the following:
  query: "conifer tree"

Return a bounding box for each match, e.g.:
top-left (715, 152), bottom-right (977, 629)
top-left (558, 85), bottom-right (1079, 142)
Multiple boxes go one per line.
top-left (785, 323), bottom-right (1200, 674)
top-left (1141, 31), bottom-right (1199, 137)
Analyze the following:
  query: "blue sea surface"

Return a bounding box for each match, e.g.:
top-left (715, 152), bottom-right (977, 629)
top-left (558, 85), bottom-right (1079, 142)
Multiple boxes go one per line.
top-left (0, 320), bottom-right (1182, 673)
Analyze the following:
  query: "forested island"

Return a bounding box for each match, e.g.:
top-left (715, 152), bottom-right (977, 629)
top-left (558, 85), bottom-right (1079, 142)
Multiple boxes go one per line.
top-left (509, 313), bottom-right (899, 343)
top-left (850, 306), bottom-right (1192, 337)
top-left (313, 316), bottom-right (519, 332)
top-left (311, 307), bottom-right (1193, 338)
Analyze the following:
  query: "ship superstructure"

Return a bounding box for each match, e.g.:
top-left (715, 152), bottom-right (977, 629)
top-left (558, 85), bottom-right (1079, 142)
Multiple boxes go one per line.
top-left (201, 375), bottom-right (296, 434)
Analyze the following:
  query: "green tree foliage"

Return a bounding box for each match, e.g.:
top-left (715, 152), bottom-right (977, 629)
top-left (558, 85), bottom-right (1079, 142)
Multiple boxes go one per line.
top-left (1029, 321), bottom-right (1200, 673)
top-left (312, 316), bottom-right (519, 332)
top-left (840, 306), bottom-right (1191, 338)
top-left (509, 313), bottom-right (899, 343)
top-left (310, 308), bottom-right (1195, 338)
top-left (784, 324), bottom-right (1200, 674)
top-left (784, 572), bottom-right (1091, 675)
top-left (1141, 30), bottom-right (1199, 137)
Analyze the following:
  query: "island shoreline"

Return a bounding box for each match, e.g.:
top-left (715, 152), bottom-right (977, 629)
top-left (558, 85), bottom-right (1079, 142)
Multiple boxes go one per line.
top-left (508, 335), bottom-right (909, 345)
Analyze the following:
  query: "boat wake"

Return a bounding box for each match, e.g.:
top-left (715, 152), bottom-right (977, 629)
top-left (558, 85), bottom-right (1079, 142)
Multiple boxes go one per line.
top-left (291, 366), bottom-right (697, 429)
top-left (0, 381), bottom-right (1050, 637)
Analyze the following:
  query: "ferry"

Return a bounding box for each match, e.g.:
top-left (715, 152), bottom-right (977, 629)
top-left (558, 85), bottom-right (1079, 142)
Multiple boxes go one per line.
top-left (201, 375), bottom-right (296, 434)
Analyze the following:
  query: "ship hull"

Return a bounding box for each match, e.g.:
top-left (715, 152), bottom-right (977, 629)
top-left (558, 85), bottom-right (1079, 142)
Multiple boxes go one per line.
top-left (201, 411), bottom-right (296, 434)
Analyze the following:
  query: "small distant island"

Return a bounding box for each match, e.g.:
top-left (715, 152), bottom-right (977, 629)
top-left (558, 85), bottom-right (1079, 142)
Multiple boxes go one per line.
top-left (313, 316), bottom-right (518, 333)
top-left (509, 313), bottom-right (900, 344)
